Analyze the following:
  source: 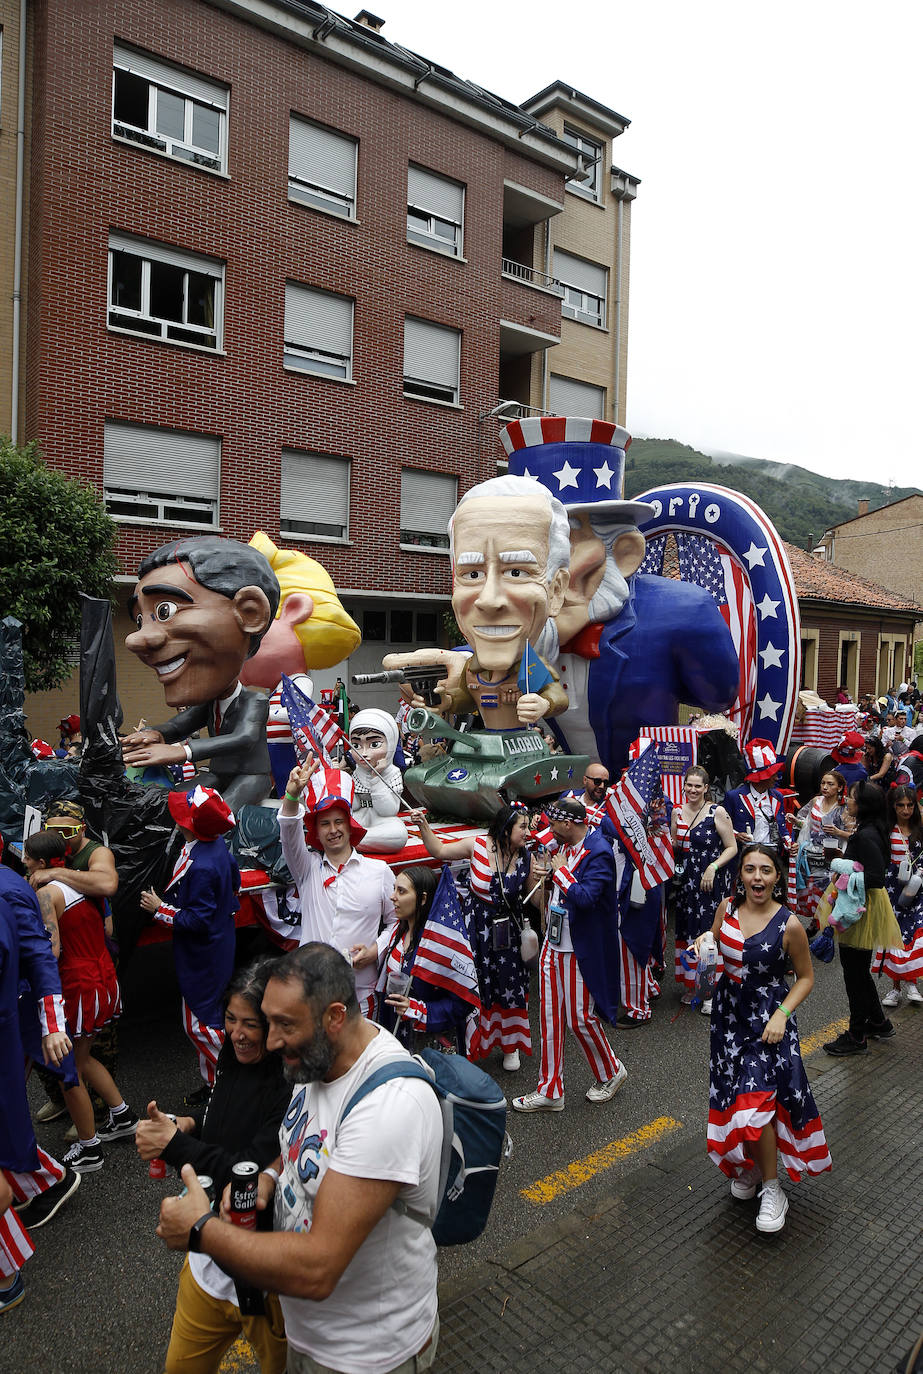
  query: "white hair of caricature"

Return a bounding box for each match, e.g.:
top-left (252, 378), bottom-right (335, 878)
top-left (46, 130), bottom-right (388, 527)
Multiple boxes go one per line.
top-left (535, 514), bottom-right (640, 661)
top-left (448, 476), bottom-right (571, 579)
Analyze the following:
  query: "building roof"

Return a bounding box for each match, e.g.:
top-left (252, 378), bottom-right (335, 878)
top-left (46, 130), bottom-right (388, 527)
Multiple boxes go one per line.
top-left (823, 491), bottom-right (923, 536)
top-left (522, 82), bottom-right (630, 139)
top-left (222, 0), bottom-right (581, 171)
top-left (659, 534), bottom-right (922, 616)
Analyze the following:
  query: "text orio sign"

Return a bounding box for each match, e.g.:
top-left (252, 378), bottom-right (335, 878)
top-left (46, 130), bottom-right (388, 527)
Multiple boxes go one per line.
top-left (635, 482), bottom-right (801, 755)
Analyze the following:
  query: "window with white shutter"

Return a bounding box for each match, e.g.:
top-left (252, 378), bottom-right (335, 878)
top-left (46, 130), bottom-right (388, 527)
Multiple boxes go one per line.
top-left (403, 317), bottom-right (461, 405)
top-left (400, 469), bottom-right (457, 549)
top-left (108, 233), bottom-right (224, 351)
top-left (280, 451), bottom-right (350, 540)
top-left (548, 374), bottom-right (606, 420)
top-left (407, 165), bottom-right (465, 256)
top-left (112, 44), bottom-right (228, 173)
top-left (288, 116), bottom-right (357, 219)
top-left (554, 249), bottom-right (608, 328)
top-left (284, 283), bottom-right (354, 379)
top-left (103, 421), bottom-right (220, 525)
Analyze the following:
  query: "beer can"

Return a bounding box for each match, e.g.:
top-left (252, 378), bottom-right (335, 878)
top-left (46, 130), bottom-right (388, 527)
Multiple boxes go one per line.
top-left (197, 1175), bottom-right (215, 1204)
top-left (148, 1158), bottom-right (166, 1180)
top-left (229, 1161), bottom-right (259, 1228)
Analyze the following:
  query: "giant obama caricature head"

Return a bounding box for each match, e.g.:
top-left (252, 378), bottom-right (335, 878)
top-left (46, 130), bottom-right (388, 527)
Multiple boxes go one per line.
top-left (126, 537), bottom-right (281, 708)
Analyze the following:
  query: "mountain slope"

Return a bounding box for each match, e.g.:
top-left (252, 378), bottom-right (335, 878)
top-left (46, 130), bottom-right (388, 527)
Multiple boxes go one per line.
top-left (624, 438), bottom-right (920, 550)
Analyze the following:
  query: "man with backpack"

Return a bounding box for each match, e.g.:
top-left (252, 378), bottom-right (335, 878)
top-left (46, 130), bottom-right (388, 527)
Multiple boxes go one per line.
top-left (155, 942), bottom-right (443, 1374)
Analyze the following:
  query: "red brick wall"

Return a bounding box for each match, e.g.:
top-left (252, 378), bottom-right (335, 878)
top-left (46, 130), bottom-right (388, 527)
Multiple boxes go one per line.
top-left (24, 0), bottom-right (567, 599)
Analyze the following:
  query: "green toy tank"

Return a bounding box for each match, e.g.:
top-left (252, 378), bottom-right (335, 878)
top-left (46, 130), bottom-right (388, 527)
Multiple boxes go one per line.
top-left (403, 707), bottom-right (589, 821)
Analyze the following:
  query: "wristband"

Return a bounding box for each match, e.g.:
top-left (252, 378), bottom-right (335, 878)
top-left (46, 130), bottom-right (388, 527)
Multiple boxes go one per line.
top-left (284, 792), bottom-right (300, 803)
top-left (261, 1166), bottom-right (280, 1184)
top-left (187, 1212), bottom-right (215, 1253)
top-left (779, 1004), bottom-right (792, 1018)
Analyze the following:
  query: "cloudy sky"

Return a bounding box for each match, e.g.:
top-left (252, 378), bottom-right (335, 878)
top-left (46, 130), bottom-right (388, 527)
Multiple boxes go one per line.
top-left (377, 0), bottom-right (922, 485)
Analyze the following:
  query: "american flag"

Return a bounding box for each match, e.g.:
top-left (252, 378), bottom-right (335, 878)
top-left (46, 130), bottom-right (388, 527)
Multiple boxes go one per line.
top-left (605, 745), bottom-right (675, 890)
top-left (280, 674), bottom-right (348, 766)
top-left (410, 865), bottom-right (480, 1009)
top-left (675, 533), bottom-right (757, 744)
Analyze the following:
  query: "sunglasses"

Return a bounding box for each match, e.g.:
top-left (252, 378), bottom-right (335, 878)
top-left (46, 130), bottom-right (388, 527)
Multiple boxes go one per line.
top-left (44, 823), bottom-right (81, 838)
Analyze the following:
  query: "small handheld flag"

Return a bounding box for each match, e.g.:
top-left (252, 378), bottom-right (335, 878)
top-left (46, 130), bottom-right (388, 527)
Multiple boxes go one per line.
top-left (517, 641), bottom-right (553, 695)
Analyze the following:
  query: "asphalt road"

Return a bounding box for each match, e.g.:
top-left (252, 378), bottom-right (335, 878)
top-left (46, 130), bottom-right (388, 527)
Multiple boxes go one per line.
top-left (3, 926), bottom-right (851, 1374)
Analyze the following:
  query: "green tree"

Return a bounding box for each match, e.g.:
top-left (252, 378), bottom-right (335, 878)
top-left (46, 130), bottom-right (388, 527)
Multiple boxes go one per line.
top-left (0, 437), bottom-right (118, 692)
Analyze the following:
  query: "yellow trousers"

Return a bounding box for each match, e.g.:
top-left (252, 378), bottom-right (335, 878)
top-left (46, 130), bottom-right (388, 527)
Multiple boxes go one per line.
top-left (163, 1254), bottom-right (287, 1374)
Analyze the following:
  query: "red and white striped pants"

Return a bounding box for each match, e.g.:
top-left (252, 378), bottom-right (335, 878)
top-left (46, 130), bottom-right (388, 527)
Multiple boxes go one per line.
top-left (537, 945), bottom-right (619, 1099)
top-left (619, 938), bottom-right (653, 1021)
top-left (6, 1147), bottom-right (65, 1203)
top-left (477, 1004), bottom-right (532, 1056)
top-left (0, 1192), bottom-right (34, 1280)
top-left (182, 1000), bottom-right (225, 1086)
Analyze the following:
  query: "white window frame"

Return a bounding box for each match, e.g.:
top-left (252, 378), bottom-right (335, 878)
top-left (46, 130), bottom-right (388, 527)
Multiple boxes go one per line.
top-left (107, 234), bottom-right (224, 352)
top-left (399, 468), bottom-right (457, 551)
top-left (279, 450), bottom-right (350, 543)
top-left (112, 45), bottom-right (228, 174)
top-left (103, 421), bottom-right (221, 528)
top-left (288, 115), bottom-right (357, 220)
top-left (403, 317), bottom-right (461, 406)
top-left (284, 283), bottom-right (354, 381)
top-left (562, 124), bottom-right (603, 202)
top-left (406, 165), bottom-right (465, 257)
top-left (555, 250), bottom-right (607, 329)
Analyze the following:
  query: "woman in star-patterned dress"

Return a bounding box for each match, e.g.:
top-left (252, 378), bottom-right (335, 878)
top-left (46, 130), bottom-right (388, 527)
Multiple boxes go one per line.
top-left (692, 843), bottom-right (831, 1235)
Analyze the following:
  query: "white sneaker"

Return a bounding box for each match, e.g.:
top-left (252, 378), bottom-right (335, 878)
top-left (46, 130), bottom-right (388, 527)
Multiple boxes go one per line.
top-left (700, 998), bottom-right (713, 1016)
top-left (502, 1051), bottom-right (521, 1072)
top-left (512, 1091), bottom-right (564, 1113)
top-left (755, 1181), bottom-right (789, 1233)
top-left (907, 983), bottom-right (923, 1005)
top-left (730, 1164), bottom-right (760, 1200)
top-left (881, 986), bottom-right (901, 1009)
top-left (586, 1062), bottom-right (628, 1103)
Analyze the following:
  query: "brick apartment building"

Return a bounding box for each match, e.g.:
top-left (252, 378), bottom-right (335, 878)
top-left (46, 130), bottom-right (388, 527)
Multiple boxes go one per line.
top-left (0, 0), bottom-right (640, 737)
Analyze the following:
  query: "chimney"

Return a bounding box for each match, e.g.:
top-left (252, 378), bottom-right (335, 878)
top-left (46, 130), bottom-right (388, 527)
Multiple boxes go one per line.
top-left (858, 498), bottom-right (869, 517)
top-left (354, 9), bottom-right (385, 30)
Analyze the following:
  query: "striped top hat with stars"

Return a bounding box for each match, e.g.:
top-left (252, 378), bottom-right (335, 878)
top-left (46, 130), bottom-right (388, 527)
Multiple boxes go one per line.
top-left (500, 415), bottom-right (655, 525)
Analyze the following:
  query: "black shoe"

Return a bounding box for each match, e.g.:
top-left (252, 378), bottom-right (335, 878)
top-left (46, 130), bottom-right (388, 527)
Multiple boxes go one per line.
top-left (823, 1030), bottom-right (869, 1056)
top-left (22, 1167), bottom-right (81, 1228)
top-left (97, 1107), bottom-right (139, 1141)
top-left (616, 1014), bottom-right (650, 1028)
top-left (183, 1084), bottom-right (212, 1109)
top-left (866, 1018), bottom-right (896, 1040)
top-left (62, 1141), bottom-right (104, 1173)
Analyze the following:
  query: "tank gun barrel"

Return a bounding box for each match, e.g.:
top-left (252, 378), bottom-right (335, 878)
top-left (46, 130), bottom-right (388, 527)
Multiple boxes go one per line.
top-left (405, 706), bottom-right (481, 749)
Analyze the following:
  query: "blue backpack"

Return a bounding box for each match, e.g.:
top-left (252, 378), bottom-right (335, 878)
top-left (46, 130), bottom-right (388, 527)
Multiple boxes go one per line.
top-left (341, 1049), bottom-right (509, 1246)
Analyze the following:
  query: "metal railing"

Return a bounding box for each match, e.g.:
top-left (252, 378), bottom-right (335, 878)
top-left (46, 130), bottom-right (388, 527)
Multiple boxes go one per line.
top-left (490, 400), bottom-right (555, 423)
top-left (501, 257), bottom-right (565, 297)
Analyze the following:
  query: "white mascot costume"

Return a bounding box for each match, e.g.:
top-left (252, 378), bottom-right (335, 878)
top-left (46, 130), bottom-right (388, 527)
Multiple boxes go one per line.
top-left (348, 708), bottom-right (408, 853)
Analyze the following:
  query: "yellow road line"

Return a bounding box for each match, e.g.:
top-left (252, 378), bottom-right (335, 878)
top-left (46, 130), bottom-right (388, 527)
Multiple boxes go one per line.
top-left (801, 1016), bottom-right (848, 1057)
top-left (520, 1115), bottom-right (683, 1205)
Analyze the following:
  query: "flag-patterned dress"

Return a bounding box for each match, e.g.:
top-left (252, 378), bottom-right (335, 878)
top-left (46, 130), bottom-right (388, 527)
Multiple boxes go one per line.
top-left (673, 807), bottom-right (733, 990)
top-left (462, 838), bottom-right (532, 1057)
top-left (877, 826), bottom-right (923, 983)
top-left (707, 905), bottom-right (831, 1182)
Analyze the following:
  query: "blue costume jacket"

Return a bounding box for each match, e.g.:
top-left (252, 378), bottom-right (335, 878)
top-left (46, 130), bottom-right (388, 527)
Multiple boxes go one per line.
top-left (556, 826), bottom-right (622, 1024)
top-left (161, 840), bottom-right (240, 1028)
top-left (582, 575), bottom-right (739, 775)
top-left (722, 786), bottom-right (791, 847)
top-left (0, 866), bottom-right (75, 1171)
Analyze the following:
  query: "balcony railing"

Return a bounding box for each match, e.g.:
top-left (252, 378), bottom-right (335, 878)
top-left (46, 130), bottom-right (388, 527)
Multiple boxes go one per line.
top-left (490, 400), bottom-right (555, 423)
top-left (501, 258), bottom-right (565, 297)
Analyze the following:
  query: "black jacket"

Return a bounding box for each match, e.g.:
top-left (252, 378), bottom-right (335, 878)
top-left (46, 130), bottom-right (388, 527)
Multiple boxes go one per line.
top-left (160, 1038), bottom-right (290, 1196)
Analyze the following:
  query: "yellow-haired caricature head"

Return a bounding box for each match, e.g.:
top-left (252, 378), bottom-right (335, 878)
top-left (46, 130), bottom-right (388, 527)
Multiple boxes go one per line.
top-left (237, 533), bottom-right (361, 688)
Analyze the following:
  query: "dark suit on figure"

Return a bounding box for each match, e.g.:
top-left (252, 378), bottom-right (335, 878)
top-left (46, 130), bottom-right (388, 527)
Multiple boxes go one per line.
top-left (155, 686), bottom-right (271, 809)
top-left (581, 575), bottom-right (740, 776)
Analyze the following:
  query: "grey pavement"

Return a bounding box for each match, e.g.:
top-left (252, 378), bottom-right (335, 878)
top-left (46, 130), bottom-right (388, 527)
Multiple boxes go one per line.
top-left (436, 1003), bottom-right (923, 1374)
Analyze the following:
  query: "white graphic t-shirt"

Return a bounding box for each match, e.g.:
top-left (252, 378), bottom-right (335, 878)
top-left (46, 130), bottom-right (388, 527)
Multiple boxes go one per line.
top-left (275, 1027), bottom-right (442, 1373)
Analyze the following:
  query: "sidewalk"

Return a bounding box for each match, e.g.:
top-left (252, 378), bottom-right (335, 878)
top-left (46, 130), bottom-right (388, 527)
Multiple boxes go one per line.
top-left (435, 1005), bottom-right (923, 1373)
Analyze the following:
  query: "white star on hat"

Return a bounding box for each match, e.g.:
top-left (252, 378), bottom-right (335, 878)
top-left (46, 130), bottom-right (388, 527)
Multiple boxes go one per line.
top-left (593, 460), bottom-right (615, 489)
top-left (552, 460), bottom-right (580, 491)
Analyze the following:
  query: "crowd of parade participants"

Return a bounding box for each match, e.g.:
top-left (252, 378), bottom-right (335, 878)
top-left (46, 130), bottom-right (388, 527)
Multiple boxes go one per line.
top-left (3, 684), bottom-right (922, 1366)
